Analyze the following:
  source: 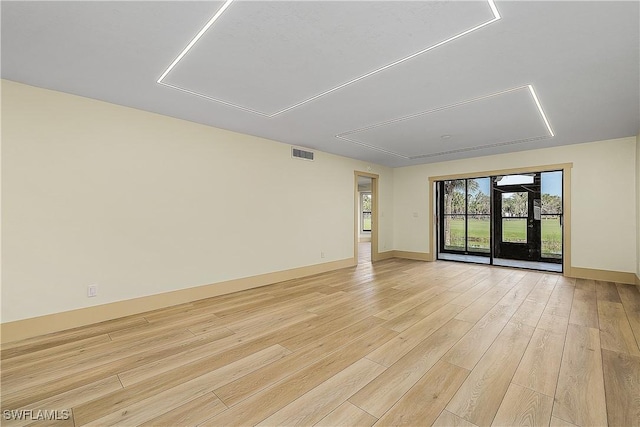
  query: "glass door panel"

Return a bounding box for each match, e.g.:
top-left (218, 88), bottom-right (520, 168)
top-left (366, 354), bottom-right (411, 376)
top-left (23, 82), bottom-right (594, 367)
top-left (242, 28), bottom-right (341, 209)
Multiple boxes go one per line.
top-left (541, 171), bottom-right (563, 261)
top-left (467, 178), bottom-right (490, 253)
top-left (541, 217), bottom-right (562, 259)
top-left (492, 175), bottom-right (541, 261)
top-left (442, 180), bottom-right (466, 251)
top-left (444, 215), bottom-right (465, 251)
top-left (501, 192), bottom-right (528, 243)
top-left (502, 218), bottom-right (528, 243)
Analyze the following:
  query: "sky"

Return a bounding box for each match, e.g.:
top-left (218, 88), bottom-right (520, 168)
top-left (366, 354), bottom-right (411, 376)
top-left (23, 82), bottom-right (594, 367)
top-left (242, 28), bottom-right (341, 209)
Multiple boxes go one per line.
top-left (541, 171), bottom-right (562, 197)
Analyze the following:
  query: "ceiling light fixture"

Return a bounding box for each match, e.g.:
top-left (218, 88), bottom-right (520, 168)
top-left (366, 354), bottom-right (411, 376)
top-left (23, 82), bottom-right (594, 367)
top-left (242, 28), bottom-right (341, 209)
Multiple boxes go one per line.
top-left (156, 0), bottom-right (501, 117)
top-left (527, 85), bottom-right (554, 136)
top-left (157, 0), bottom-right (235, 84)
top-left (335, 84), bottom-right (555, 159)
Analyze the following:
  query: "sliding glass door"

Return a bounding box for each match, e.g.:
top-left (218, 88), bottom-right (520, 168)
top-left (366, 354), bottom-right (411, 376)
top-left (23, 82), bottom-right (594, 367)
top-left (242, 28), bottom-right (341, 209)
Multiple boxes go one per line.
top-left (437, 170), bottom-right (563, 270)
top-left (439, 177), bottom-right (491, 256)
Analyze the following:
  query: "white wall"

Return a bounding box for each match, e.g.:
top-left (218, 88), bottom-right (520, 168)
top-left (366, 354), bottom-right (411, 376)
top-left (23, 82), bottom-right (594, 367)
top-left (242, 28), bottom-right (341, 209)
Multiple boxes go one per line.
top-left (393, 137), bottom-right (638, 274)
top-left (1, 80), bottom-right (394, 323)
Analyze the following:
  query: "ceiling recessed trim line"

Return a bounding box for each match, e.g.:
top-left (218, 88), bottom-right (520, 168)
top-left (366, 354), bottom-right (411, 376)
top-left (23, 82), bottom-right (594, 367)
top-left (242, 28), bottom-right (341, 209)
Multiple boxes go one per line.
top-left (156, 0), bottom-right (501, 118)
top-left (157, 81), bottom-right (271, 117)
top-left (335, 84), bottom-right (555, 159)
top-left (409, 135), bottom-right (552, 159)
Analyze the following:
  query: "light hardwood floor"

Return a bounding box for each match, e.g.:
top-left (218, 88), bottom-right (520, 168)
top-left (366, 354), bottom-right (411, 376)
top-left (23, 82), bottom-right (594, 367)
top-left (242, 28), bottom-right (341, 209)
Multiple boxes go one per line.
top-left (2, 255), bottom-right (639, 426)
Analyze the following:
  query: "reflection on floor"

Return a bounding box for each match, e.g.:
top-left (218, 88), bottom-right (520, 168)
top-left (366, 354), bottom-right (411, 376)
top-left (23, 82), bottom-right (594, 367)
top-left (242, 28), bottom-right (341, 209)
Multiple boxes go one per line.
top-left (438, 252), bottom-right (562, 273)
top-left (358, 241), bottom-right (371, 264)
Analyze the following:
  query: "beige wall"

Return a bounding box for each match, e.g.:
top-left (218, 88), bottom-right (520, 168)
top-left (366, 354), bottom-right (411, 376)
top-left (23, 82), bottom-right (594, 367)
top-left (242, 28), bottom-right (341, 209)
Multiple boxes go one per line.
top-left (393, 137), bottom-right (638, 274)
top-left (1, 80), bottom-right (394, 323)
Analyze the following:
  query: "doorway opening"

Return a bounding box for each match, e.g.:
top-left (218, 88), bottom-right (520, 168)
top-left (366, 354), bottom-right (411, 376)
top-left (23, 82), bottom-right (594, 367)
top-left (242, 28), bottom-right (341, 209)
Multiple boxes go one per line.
top-left (436, 170), bottom-right (564, 272)
top-left (359, 183), bottom-right (372, 263)
top-left (354, 172), bottom-right (379, 264)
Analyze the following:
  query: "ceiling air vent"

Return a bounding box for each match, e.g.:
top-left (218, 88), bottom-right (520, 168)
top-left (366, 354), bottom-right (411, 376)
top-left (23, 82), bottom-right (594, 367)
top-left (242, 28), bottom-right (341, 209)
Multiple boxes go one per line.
top-left (292, 147), bottom-right (314, 161)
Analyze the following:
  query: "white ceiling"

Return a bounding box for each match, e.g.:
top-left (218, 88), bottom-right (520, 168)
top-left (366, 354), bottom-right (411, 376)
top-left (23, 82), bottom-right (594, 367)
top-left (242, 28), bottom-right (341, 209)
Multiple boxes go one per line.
top-left (2, 1), bottom-right (638, 168)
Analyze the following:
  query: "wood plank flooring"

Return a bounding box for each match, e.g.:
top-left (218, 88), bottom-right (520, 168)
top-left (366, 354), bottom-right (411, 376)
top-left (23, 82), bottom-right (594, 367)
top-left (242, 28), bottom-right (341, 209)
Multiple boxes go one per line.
top-left (2, 249), bottom-right (639, 426)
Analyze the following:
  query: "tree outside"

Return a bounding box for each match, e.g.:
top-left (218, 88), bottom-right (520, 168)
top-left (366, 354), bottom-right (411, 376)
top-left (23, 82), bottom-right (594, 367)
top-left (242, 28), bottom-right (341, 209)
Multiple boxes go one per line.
top-left (362, 193), bottom-right (372, 231)
top-left (443, 180), bottom-right (465, 250)
top-left (443, 178), bottom-right (487, 251)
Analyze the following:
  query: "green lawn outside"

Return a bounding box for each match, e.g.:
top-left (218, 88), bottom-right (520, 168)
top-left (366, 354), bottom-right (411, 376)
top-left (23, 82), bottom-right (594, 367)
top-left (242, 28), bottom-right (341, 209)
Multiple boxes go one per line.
top-left (363, 215), bottom-right (371, 231)
top-left (445, 217), bottom-right (562, 258)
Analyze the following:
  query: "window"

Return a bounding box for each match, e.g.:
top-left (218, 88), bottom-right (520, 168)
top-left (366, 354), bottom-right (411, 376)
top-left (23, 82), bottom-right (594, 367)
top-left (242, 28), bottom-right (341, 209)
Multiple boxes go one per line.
top-left (495, 174), bottom-right (534, 186)
top-left (361, 192), bottom-right (371, 232)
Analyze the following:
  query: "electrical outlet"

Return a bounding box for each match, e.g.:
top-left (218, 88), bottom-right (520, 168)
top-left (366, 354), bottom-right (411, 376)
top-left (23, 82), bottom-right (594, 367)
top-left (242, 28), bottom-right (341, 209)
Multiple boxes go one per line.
top-left (321, 251), bottom-right (325, 258)
top-left (87, 285), bottom-right (98, 298)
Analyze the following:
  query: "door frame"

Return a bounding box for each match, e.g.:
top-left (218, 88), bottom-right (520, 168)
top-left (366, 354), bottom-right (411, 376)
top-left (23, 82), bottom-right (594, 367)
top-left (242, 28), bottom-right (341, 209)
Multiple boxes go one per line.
top-left (354, 171), bottom-right (379, 263)
top-left (428, 163), bottom-right (572, 276)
